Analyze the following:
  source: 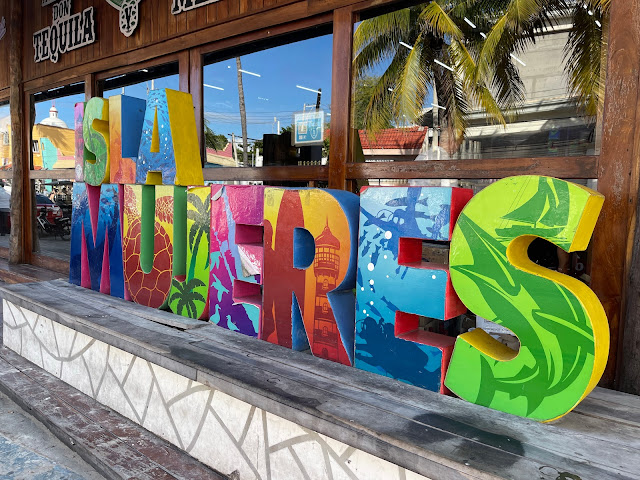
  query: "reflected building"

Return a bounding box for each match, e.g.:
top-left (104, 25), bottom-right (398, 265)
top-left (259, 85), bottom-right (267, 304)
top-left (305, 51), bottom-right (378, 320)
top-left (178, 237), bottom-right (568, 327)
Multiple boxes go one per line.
top-left (422, 15), bottom-right (597, 161)
top-left (32, 104), bottom-right (75, 170)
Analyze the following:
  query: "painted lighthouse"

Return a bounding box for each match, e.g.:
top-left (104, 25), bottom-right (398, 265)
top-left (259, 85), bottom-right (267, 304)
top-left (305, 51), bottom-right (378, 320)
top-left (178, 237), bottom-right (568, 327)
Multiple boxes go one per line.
top-left (313, 219), bottom-right (341, 362)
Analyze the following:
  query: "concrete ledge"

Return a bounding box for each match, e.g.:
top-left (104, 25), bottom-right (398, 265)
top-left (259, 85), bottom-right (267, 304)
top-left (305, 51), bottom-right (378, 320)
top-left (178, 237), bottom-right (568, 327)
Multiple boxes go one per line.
top-left (0, 320), bottom-right (226, 480)
top-left (1, 280), bottom-right (639, 480)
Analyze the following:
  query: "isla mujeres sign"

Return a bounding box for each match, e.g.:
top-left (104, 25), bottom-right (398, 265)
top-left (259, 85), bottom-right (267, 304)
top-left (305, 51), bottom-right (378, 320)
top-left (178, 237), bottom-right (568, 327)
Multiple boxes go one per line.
top-left (70, 89), bottom-right (610, 423)
top-left (33, 0), bottom-right (95, 63)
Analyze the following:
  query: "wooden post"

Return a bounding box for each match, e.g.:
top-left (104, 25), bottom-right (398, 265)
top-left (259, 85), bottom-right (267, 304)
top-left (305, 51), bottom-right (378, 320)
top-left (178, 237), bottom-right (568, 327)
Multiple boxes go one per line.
top-left (591, 0), bottom-right (640, 389)
top-left (189, 49), bottom-right (204, 164)
top-left (85, 73), bottom-right (96, 100)
top-left (8, 1), bottom-right (22, 264)
top-left (328, 7), bottom-right (354, 190)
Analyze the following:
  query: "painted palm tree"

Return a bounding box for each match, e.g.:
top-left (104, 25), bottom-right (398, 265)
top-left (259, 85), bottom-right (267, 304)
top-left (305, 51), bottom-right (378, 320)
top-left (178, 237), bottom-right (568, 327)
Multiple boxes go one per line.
top-left (169, 278), bottom-right (207, 318)
top-left (354, 0), bottom-right (609, 150)
top-left (187, 191), bottom-right (211, 279)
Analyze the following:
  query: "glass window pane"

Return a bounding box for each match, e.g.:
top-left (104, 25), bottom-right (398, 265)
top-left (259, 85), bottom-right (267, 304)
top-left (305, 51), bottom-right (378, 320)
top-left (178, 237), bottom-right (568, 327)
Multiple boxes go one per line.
top-left (32, 178), bottom-right (73, 262)
top-left (203, 27), bottom-right (332, 171)
top-left (32, 83), bottom-right (84, 171)
top-left (0, 101), bottom-right (11, 171)
top-left (351, 2), bottom-right (607, 170)
top-left (100, 62), bottom-right (179, 99)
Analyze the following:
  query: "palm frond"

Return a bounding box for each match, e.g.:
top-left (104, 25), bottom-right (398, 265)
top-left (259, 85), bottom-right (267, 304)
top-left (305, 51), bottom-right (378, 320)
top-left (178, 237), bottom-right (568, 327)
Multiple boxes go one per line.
top-left (420, 2), bottom-right (463, 40)
top-left (353, 8), bottom-right (416, 78)
top-left (564, 2), bottom-right (608, 117)
top-left (394, 34), bottom-right (431, 127)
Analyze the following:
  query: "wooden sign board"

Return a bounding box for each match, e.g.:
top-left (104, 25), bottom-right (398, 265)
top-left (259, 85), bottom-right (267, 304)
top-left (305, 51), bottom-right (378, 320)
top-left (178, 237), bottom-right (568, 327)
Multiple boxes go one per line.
top-left (171, 0), bottom-right (221, 14)
top-left (33, 0), bottom-right (95, 64)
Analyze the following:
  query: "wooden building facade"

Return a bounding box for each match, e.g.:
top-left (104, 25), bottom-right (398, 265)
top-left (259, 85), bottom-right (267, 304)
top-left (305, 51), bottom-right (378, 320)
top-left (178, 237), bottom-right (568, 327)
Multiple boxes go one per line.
top-left (0, 0), bottom-right (639, 392)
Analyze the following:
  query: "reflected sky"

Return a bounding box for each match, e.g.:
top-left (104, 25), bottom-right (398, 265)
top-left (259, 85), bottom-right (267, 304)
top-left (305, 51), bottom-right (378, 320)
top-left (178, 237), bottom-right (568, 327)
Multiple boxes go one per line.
top-left (203, 34), bottom-right (333, 141)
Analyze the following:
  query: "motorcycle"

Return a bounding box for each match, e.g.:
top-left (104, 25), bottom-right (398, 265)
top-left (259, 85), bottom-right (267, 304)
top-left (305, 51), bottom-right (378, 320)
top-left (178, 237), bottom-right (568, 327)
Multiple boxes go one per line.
top-left (37, 209), bottom-right (70, 240)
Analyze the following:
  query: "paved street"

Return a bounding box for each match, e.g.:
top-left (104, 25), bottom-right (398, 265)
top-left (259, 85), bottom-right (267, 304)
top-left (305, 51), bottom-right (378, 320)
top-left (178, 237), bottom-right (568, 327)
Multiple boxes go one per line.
top-left (0, 390), bottom-right (104, 480)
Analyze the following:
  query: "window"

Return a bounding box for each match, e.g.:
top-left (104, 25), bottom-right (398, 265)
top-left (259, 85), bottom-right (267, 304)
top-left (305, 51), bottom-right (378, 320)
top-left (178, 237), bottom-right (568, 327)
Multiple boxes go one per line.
top-left (31, 81), bottom-right (84, 263)
top-left (202, 26), bottom-right (333, 173)
top-left (351, 2), bottom-right (607, 186)
top-left (100, 62), bottom-right (179, 100)
top-left (0, 101), bottom-right (11, 170)
top-left (32, 82), bottom-right (84, 171)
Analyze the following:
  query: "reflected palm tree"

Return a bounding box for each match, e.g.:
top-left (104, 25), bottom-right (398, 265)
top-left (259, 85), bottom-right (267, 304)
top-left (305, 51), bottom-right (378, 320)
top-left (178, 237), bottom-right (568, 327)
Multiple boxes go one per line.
top-left (354, 0), bottom-right (609, 151)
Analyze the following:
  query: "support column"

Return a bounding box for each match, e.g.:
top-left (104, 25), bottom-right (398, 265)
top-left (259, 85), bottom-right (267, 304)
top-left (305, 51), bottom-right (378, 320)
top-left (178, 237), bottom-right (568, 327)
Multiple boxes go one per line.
top-left (591, 0), bottom-right (640, 390)
top-left (9, 0), bottom-right (23, 264)
top-left (328, 7), bottom-right (354, 190)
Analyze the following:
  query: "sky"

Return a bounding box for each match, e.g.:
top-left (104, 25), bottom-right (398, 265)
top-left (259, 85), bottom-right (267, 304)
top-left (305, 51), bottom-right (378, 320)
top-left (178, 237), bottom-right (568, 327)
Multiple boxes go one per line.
top-left (203, 34), bottom-right (334, 142)
top-left (33, 34), bottom-right (334, 145)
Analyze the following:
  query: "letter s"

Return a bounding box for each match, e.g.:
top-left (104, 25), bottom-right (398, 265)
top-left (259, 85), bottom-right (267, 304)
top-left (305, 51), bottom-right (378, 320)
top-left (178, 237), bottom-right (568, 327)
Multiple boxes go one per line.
top-left (445, 176), bottom-right (609, 422)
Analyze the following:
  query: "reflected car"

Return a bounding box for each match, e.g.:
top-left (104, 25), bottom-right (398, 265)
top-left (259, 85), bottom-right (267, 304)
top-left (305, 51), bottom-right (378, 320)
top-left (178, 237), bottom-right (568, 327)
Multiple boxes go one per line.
top-left (36, 194), bottom-right (63, 223)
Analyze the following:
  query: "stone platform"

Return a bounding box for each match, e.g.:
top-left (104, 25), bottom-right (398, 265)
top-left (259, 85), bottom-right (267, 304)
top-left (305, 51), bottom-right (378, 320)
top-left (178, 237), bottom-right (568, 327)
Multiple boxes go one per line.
top-left (1, 280), bottom-right (639, 480)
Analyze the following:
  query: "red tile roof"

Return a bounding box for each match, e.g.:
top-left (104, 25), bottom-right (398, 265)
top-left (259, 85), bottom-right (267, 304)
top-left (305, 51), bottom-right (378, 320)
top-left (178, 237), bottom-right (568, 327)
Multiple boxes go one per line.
top-left (206, 143), bottom-right (233, 158)
top-left (359, 126), bottom-right (428, 150)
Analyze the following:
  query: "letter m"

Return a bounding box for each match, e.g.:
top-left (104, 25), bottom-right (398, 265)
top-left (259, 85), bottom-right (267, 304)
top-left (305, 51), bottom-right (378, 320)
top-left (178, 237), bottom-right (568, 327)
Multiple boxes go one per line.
top-left (69, 183), bottom-right (125, 298)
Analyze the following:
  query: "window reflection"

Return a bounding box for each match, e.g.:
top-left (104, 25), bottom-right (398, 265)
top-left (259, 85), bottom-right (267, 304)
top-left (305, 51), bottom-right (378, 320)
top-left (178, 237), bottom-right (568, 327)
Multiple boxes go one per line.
top-left (351, 2), bottom-right (608, 186)
top-left (32, 178), bottom-right (74, 262)
top-left (32, 84), bottom-right (84, 171)
top-left (101, 62), bottom-right (179, 99)
top-left (0, 102), bottom-right (10, 171)
top-left (203, 28), bottom-right (332, 170)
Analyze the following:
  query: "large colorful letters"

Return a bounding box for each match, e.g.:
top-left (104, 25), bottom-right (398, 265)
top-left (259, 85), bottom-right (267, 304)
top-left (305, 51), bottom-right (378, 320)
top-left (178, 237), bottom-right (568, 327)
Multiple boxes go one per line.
top-left (122, 184), bottom-right (179, 309)
top-left (210, 185), bottom-right (265, 337)
top-left (83, 97), bottom-right (110, 186)
top-left (109, 95), bottom-right (145, 185)
top-left (354, 187), bottom-right (471, 392)
top-left (446, 176), bottom-right (608, 421)
top-left (137, 89), bottom-right (203, 186)
top-left (169, 185), bottom-right (211, 320)
top-left (69, 88), bottom-right (611, 422)
top-left (262, 188), bottom-right (359, 366)
top-left (69, 183), bottom-right (125, 298)
top-left (74, 102), bottom-right (88, 182)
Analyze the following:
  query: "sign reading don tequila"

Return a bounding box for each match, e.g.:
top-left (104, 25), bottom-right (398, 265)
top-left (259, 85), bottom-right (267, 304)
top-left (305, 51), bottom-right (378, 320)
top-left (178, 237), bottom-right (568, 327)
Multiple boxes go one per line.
top-left (33, 0), bottom-right (95, 64)
top-left (171, 0), bottom-right (220, 14)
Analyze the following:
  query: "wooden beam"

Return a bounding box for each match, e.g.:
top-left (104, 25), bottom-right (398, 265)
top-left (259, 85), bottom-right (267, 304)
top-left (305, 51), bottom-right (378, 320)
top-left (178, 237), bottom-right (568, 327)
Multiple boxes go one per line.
top-left (24, 90), bottom-right (34, 265)
top-left (23, 7), bottom-right (332, 91)
top-left (31, 254), bottom-right (69, 275)
top-left (84, 73), bottom-right (96, 101)
top-left (29, 169), bottom-right (76, 180)
top-left (9, 1), bottom-right (23, 264)
top-left (179, 50), bottom-right (190, 93)
top-left (347, 156), bottom-right (598, 179)
top-left (328, 7), bottom-right (354, 190)
top-left (590, 0), bottom-right (640, 389)
top-left (602, 0), bottom-right (640, 392)
top-left (203, 165), bottom-right (328, 182)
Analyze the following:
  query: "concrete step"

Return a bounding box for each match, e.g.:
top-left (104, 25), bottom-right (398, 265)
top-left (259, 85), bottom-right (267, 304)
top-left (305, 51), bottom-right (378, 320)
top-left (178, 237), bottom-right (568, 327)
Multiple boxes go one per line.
top-left (0, 258), bottom-right (65, 284)
top-left (0, 322), bottom-right (227, 480)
